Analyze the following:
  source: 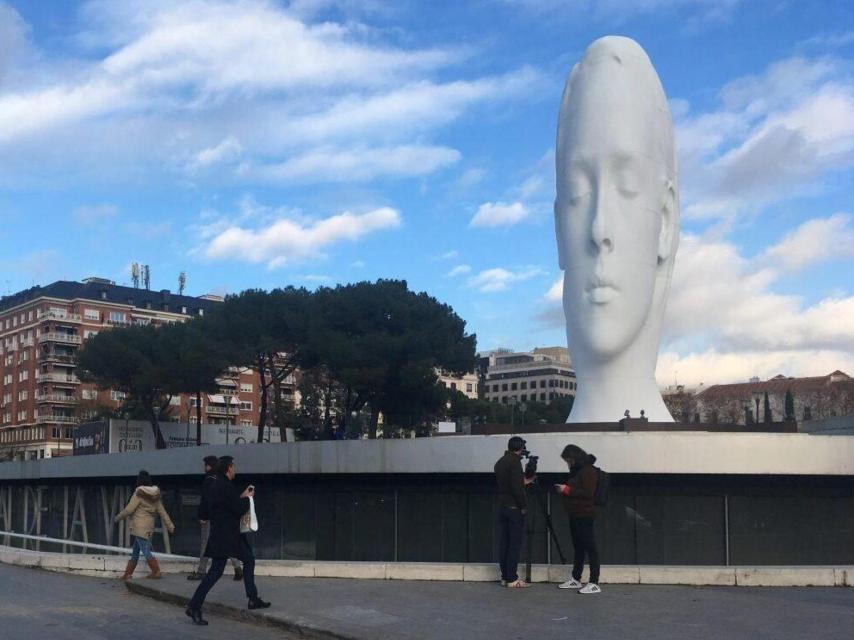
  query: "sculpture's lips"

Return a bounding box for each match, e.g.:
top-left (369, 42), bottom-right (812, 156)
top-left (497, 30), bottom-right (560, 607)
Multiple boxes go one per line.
top-left (587, 285), bottom-right (619, 304)
top-left (586, 277), bottom-right (619, 304)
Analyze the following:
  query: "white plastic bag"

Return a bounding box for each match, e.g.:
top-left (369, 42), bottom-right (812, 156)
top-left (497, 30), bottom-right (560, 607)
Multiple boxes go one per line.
top-left (240, 496), bottom-right (259, 533)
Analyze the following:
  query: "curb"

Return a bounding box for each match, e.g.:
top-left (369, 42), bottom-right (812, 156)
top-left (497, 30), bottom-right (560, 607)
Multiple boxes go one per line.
top-left (125, 581), bottom-right (360, 640)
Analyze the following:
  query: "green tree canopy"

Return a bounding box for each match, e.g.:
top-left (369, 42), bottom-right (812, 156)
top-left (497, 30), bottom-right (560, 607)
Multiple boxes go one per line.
top-left (306, 280), bottom-right (477, 438)
top-left (77, 324), bottom-right (181, 449)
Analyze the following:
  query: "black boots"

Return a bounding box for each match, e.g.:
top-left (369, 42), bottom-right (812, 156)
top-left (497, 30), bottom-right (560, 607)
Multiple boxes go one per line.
top-left (233, 566), bottom-right (244, 581)
top-left (248, 596), bottom-right (271, 610)
top-left (185, 607), bottom-right (208, 625)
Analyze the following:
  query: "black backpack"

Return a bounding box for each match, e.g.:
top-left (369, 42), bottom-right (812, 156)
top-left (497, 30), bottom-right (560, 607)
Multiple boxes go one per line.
top-left (593, 467), bottom-right (610, 506)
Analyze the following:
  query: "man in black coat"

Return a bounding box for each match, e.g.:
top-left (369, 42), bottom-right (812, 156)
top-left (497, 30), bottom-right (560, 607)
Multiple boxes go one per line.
top-left (187, 456), bottom-right (243, 581)
top-left (186, 456), bottom-right (270, 625)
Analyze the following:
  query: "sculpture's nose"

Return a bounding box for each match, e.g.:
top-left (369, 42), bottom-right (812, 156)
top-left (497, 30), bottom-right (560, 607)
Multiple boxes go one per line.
top-left (590, 188), bottom-right (614, 254)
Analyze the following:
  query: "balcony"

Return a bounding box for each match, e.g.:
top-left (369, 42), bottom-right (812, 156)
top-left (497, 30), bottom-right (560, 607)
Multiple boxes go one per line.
top-left (19, 338), bottom-right (35, 348)
top-left (206, 406), bottom-right (239, 416)
top-left (38, 352), bottom-right (77, 364)
top-left (36, 415), bottom-right (78, 425)
top-left (106, 318), bottom-right (130, 327)
top-left (36, 373), bottom-right (81, 384)
top-left (38, 333), bottom-right (82, 345)
top-left (40, 311), bottom-right (82, 323)
top-left (36, 394), bottom-right (78, 404)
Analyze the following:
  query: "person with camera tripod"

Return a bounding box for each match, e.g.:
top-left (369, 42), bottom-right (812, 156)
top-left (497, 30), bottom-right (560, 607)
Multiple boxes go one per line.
top-left (494, 436), bottom-right (534, 588)
top-left (554, 444), bottom-right (601, 594)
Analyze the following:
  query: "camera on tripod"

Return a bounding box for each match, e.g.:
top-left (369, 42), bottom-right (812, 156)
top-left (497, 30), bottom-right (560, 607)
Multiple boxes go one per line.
top-left (521, 443), bottom-right (538, 480)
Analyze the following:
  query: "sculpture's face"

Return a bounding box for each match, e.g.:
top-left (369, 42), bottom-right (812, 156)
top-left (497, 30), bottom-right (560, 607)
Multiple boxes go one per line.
top-left (556, 65), bottom-right (671, 361)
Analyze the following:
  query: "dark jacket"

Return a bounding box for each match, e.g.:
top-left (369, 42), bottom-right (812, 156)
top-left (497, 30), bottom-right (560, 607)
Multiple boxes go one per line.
top-left (197, 473), bottom-right (216, 521)
top-left (494, 451), bottom-right (527, 510)
top-left (560, 455), bottom-right (598, 518)
top-left (203, 477), bottom-right (250, 559)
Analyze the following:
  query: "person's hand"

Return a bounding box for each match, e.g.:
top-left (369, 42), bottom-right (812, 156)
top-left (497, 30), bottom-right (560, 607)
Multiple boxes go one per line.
top-left (554, 483), bottom-right (568, 494)
top-left (524, 476), bottom-right (535, 485)
top-left (199, 519), bottom-right (208, 524)
top-left (168, 526), bottom-right (175, 534)
top-left (240, 486), bottom-right (255, 498)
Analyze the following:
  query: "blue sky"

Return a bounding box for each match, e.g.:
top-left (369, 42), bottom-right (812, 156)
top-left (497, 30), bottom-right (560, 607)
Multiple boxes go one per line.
top-left (1, 0), bottom-right (853, 386)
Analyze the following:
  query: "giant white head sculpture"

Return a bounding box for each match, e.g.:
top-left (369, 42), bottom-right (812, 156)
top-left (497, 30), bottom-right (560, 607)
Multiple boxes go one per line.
top-left (555, 36), bottom-right (679, 423)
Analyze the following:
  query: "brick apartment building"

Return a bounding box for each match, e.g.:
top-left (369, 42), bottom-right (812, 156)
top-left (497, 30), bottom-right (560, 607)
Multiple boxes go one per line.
top-left (0, 278), bottom-right (265, 460)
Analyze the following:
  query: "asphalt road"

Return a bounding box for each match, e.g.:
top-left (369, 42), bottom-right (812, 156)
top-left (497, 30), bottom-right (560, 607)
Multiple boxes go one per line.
top-left (0, 564), bottom-right (293, 640)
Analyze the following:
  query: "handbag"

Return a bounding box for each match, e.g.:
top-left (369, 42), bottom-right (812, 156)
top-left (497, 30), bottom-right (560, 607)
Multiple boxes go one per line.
top-left (240, 496), bottom-right (259, 533)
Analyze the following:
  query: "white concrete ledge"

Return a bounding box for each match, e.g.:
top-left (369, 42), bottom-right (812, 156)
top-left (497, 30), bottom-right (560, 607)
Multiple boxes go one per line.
top-left (2, 547), bottom-right (851, 586)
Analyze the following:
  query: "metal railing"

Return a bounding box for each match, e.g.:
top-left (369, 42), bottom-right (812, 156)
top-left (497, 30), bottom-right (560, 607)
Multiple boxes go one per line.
top-left (38, 333), bottom-right (82, 345)
top-left (206, 406), bottom-right (239, 415)
top-left (35, 394), bottom-right (78, 404)
top-left (35, 415), bottom-right (78, 425)
top-left (36, 373), bottom-right (81, 384)
top-left (0, 531), bottom-right (193, 560)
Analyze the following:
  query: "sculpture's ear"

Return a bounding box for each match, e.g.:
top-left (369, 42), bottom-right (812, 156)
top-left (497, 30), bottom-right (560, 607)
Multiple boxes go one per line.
top-left (658, 180), bottom-right (677, 264)
top-left (554, 200), bottom-right (566, 271)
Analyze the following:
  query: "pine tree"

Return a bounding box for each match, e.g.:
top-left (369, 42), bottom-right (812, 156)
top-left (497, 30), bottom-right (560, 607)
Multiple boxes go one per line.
top-left (784, 389), bottom-right (795, 421)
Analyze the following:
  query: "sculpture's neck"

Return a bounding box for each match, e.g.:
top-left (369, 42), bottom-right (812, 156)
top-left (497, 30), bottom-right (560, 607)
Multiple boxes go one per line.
top-left (568, 324), bottom-right (671, 423)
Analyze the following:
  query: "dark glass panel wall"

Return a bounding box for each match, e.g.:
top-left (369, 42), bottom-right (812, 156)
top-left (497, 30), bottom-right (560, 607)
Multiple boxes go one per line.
top-left (2, 474), bottom-right (853, 565)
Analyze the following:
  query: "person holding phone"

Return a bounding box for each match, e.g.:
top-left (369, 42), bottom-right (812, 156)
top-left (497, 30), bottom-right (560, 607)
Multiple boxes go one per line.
top-left (186, 456), bottom-right (270, 625)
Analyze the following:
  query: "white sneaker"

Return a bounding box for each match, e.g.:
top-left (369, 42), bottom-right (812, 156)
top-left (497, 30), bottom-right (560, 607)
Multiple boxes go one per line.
top-left (558, 578), bottom-right (583, 589)
top-left (499, 579), bottom-right (507, 587)
top-left (578, 583), bottom-right (601, 594)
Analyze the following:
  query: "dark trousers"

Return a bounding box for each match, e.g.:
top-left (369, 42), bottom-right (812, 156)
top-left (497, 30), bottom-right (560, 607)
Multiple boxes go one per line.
top-left (188, 534), bottom-right (257, 610)
top-left (570, 516), bottom-right (600, 584)
top-left (497, 505), bottom-right (524, 582)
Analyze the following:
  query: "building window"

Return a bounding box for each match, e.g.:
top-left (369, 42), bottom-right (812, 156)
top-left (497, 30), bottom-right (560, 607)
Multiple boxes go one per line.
top-left (540, 393), bottom-right (546, 401)
top-left (239, 401), bottom-right (252, 411)
top-left (82, 389), bottom-right (97, 400)
top-left (241, 420), bottom-right (251, 426)
top-left (521, 394), bottom-right (527, 402)
top-left (521, 381), bottom-right (527, 390)
top-left (502, 384), bottom-right (508, 392)
top-left (492, 384), bottom-right (498, 393)
top-left (110, 390), bottom-right (127, 401)
top-left (240, 383), bottom-right (253, 393)
top-left (84, 309), bottom-right (100, 321)
top-left (511, 383), bottom-right (517, 391)
top-left (803, 406), bottom-right (812, 420)
top-left (109, 311), bottom-right (126, 324)
top-left (540, 380), bottom-right (546, 388)
top-left (466, 383), bottom-right (473, 393)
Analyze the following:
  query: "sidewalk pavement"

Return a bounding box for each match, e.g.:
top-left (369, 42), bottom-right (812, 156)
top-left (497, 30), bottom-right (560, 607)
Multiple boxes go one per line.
top-left (127, 572), bottom-right (854, 640)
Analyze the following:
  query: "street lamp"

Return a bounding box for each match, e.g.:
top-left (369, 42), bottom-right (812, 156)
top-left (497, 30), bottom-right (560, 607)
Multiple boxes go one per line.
top-left (509, 396), bottom-right (517, 428)
top-left (752, 392), bottom-right (762, 425)
top-left (519, 402), bottom-right (527, 428)
top-left (185, 399), bottom-right (192, 447)
top-left (224, 393), bottom-right (232, 445)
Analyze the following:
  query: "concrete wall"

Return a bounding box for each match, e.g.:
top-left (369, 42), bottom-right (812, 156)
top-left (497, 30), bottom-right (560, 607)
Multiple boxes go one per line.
top-left (1, 431), bottom-right (854, 481)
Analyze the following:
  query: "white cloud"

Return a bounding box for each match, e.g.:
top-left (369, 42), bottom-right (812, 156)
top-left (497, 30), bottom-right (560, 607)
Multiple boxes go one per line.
top-left (544, 275), bottom-right (563, 302)
top-left (436, 250), bottom-right (459, 261)
top-left (0, 1), bottom-right (539, 186)
top-left (248, 145), bottom-right (460, 183)
top-left (187, 136), bottom-right (242, 172)
top-left (470, 201), bottom-right (531, 228)
top-left (446, 264), bottom-right (471, 278)
top-left (762, 213), bottom-right (854, 271)
top-left (73, 203), bottom-right (118, 224)
top-left (675, 57), bottom-right (854, 223)
top-left (202, 206), bottom-right (401, 268)
top-left (657, 349), bottom-right (854, 387)
top-left (468, 266), bottom-right (544, 292)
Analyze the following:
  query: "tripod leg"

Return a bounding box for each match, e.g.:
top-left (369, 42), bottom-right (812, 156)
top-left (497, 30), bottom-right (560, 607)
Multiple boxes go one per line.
top-left (525, 508), bottom-right (533, 583)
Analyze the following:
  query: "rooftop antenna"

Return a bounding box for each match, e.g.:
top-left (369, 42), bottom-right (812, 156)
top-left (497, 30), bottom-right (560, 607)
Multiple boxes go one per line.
top-left (143, 265), bottom-right (151, 290)
top-left (131, 263), bottom-right (140, 288)
top-left (178, 271), bottom-right (186, 296)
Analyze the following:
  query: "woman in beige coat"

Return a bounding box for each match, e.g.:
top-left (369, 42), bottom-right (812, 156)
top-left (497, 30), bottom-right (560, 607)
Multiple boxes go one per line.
top-left (115, 470), bottom-right (175, 580)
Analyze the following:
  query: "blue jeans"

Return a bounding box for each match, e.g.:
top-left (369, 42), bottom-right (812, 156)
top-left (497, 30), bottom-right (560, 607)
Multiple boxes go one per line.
top-left (129, 536), bottom-right (154, 562)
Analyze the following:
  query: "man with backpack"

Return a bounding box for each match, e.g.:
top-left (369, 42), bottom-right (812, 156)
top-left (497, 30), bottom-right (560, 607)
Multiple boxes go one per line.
top-left (554, 444), bottom-right (603, 594)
